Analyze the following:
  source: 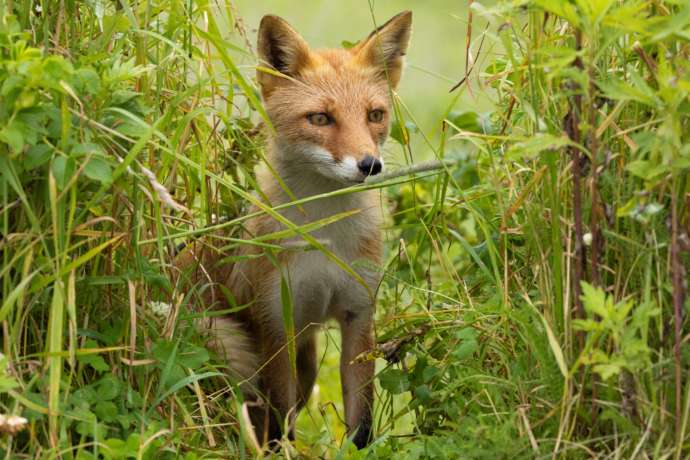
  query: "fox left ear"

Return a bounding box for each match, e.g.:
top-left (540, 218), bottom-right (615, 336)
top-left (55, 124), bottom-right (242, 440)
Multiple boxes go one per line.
top-left (257, 15), bottom-right (312, 98)
top-left (353, 11), bottom-right (412, 88)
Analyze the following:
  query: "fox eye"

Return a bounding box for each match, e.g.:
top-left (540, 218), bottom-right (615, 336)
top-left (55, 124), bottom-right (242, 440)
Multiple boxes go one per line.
top-left (307, 113), bottom-right (332, 126)
top-left (368, 109), bottom-right (385, 123)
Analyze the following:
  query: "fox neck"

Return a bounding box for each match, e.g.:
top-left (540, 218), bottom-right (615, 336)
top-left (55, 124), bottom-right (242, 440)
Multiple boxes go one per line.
top-left (259, 142), bottom-right (380, 239)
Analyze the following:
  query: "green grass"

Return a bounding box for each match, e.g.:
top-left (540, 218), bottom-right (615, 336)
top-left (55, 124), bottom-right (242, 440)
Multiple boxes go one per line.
top-left (1, 0), bottom-right (689, 459)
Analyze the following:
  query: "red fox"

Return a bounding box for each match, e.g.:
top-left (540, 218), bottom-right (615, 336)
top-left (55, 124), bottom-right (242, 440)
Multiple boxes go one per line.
top-left (177, 11), bottom-right (412, 449)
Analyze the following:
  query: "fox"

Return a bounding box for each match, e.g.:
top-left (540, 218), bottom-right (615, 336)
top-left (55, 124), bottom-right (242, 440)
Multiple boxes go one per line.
top-left (176, 11), bottom-right (412, 449)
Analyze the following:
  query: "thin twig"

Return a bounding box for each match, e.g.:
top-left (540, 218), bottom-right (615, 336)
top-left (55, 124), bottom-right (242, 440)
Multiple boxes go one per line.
top-left (450, 22), bottom-right (490, 93)
top-left (565, 30), bottom-right (586, 350)
top-left (364, 160), bottom-right (457, 185)
top-left (464, 0), bottom-right (474, 97)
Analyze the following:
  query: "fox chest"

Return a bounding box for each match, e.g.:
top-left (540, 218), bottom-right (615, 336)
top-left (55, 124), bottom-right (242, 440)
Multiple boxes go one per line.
top-left (264, 234), bottom-right (378, 336)
top-left (257, 195), bottom-right (381, 336)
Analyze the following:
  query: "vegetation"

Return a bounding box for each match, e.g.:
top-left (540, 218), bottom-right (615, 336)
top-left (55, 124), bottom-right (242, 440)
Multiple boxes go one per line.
top-left (1, 0), bottom-right (689, 458)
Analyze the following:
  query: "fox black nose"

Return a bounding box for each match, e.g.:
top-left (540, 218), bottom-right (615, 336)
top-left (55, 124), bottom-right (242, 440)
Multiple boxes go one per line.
top-left (357, 155), bottom-right (382, 176)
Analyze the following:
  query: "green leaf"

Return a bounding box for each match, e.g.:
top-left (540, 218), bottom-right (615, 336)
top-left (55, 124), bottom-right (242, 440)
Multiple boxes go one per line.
top-left (0, 354), bottom-right (18, 393)
top-left (379, 368), bottom-right (409, 395)
top-left (73, 68), bottom-right (101, 95)
top-left (0, 376), bottom-right (19, 393)
top-left (102, 438), bottom-right (128, 460)
top-left (84, 157), bottom-right (113, 184)
top-left (598, 77), bottom-right (659, 107)
top-left (455, 327), bottom-right (478, 341)
top-left (535, 46), bottom-right (578, 71)
top-left (581, 282), bottom-right (609, 318)
top-left (103, 14), bottom-right (132, 34)
top-left (26, 144), bottom-right (53, 169)
top-left (390, 121), bottom-right (418, 145)
top-left (125, 433), bottom-right (143, 454)
top-left (593, 363), bottom-right (621, 380)
top-left (0, 122), bottom-right (25, 153)
top-left (280, 273), bottom-right (297, 376)
top-left (52, 156), bottom-right (76, 189)
top-left (94, 401), bottom-right (118, 422)
top-left (447, 111), bottom-right (492, 134)
top-left (414, 384), bottom-right (432, 403)
top-left (506, 134), bottom-right (571, 160)
top-left (422, 365), bottom-right (439, 383)
top-left (42, 56), bottom-right (74, 86)
top-left (47, 281), bottom-right (65, 440)
top-left (78, 351), bottom-right (109, 372)
top-left (572, 319), bottom-right (602, 332)
top-left (603, 3), bottom-right (650, 33)
top-left (152, 339), bottom-right (184, 387)
top-left (0, 271), bottom-right (37, 322)
top-left (178, 345), bottom-right (210, 370)
top-left (97, 376), bottom-right (122, 400)
top-left (72, 408), bottom-right (102, 439)
top-left (1, 74), bottom-right (25, 97)
top-left (534, 0), bottom-right (580, 26)
top-left (72, 385), bottom-right (98, 405)
top-left (452, 339), bottom-right (478, 360)
top-left (650, 3), bottom-right (690, 42)
top-left (626, 159), bottom-right (668, 181)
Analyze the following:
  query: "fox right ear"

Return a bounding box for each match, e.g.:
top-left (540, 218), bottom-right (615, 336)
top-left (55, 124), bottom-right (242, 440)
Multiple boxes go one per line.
top-left (257, 15), bottom-right (312, 97)
top-left (353, 11), bottom-right (412, 89)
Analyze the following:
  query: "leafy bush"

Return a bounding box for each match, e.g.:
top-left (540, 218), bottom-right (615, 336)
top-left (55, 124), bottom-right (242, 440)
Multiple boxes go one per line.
top-left (366, 1), bottom-right (690, 458)
top-left (1, 2), bottom-right (260, 457)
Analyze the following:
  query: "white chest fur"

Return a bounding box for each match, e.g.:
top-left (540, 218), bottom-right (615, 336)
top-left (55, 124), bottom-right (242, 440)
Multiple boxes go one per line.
top-left (265, 187), bottom-right (382, 337)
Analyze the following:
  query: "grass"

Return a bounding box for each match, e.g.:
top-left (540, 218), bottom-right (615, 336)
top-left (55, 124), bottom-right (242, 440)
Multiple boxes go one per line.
top-left (1, 0), bottom-right (689, 459)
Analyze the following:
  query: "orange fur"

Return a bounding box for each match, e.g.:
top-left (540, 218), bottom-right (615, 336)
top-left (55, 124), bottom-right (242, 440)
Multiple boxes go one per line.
top-left (178, 11), bottom-right (412, 449)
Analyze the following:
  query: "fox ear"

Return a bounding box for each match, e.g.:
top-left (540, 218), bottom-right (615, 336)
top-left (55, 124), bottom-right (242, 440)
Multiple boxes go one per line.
top-left (353, 11), bottom-right (412, 88)
top-left (257, 15), bottom-right (312, 97)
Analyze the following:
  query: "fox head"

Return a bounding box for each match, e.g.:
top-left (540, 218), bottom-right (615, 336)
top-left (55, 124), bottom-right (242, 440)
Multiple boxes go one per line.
top-left (256, 12), bottom-right (412, 185)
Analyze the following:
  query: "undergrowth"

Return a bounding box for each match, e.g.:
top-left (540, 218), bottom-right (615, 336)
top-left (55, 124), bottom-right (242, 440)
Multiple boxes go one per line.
top-left (0, 1), bottom-right (689, 459)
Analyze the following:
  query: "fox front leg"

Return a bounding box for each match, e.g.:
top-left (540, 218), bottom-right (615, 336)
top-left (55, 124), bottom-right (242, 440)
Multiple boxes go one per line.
top-left (258, 337), bottom-right (298, 446)
top-left (340, 312), bottom-right (375, 448)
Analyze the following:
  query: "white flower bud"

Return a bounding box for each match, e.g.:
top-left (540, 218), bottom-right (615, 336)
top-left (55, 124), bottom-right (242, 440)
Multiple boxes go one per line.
top-left (583, 232), bottom-right (593, 246)
top-left (149, 301), bottom-right (172, 317)
top-left (0, 414), bottom-right (28, 435)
